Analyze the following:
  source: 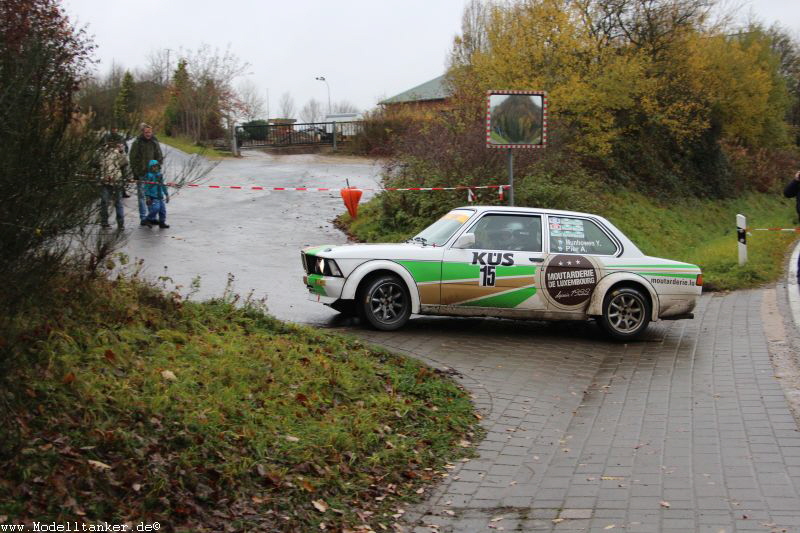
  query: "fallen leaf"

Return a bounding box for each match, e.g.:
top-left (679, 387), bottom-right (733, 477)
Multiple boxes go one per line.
top-left (161, 370), bottom-right (177, 381)
top-left (87, 459), bottom-right (112, 470)
top-left (312, 499), bottom-right (328, 513)
top-left (63, 372), bottom-right (76, 384)
top-left (299, 480), bottom-right (316, 492)
top-left (104, 349), bottom-right (116, 362)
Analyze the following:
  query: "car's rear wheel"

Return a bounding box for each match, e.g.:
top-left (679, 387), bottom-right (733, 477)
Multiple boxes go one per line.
top-left (599, 286), bottom-right (651, 341)
top-left (359, 274), bottom-right (411, 331)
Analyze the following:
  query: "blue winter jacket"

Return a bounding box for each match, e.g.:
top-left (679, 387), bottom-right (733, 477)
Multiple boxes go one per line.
top-left (143, 160), bottom-right (168, 199)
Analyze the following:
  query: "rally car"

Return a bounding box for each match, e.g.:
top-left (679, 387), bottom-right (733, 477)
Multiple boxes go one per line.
top-left (301, 206), bottom-right (702, 340)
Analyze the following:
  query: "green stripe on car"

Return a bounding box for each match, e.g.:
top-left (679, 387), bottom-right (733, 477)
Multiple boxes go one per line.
top-left (639, 272), bottom-right (698, 279)
top-left (306, 273), bottom-right (327, 295)
top-left (609, 264), bottom-right (698, 269)
top-left (397, 261), bottom-right (537, 283)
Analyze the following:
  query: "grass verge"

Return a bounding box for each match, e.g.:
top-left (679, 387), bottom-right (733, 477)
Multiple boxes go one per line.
top-left (0, 268), bottom-right (477, 532)
top-left (160, 134), bottom-right (232, 159)
top-left (338, 190), bottom-right (798, 291)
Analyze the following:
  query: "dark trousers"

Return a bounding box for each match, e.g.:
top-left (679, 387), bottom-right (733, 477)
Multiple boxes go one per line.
top-left (100, 185), bottom-right (124, 226)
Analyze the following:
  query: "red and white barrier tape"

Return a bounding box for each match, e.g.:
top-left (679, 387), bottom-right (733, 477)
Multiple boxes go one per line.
top-left (748, 227), bottom-right (800, 233)
top-left (142, 181), bottom-right (511, 192)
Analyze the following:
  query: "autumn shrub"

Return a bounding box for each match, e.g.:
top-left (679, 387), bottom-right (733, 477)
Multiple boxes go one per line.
top-left (349, 108), bottom-right (422, 156)
top-left (0, 0), bottom-right (130, 320)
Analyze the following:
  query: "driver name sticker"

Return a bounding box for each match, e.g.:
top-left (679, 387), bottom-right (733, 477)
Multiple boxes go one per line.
top-left (543, 254), bottom-right (598, 307)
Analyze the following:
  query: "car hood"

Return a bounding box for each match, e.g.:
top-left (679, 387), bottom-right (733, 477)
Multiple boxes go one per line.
top-left (303, 242), bottom-right (431, 260)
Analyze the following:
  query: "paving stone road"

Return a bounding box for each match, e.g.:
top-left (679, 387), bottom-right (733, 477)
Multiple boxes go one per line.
top-left (354, 287), bottom-right (800, 532)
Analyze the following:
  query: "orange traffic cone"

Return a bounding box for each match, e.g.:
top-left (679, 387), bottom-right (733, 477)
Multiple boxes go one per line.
top-left (340, 186), bottom-right (363, 218)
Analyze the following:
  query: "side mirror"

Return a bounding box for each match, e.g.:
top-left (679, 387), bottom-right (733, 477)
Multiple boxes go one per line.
top-left (453, 233), bottom-right (475, 249)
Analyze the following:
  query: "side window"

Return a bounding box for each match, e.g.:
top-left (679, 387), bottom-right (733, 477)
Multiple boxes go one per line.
top-left (548, 216), bottom-right (617, 255)
top-left (470, 214), bottom-right (542, 251)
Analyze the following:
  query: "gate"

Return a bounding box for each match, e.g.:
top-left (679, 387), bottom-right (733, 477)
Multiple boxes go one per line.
top-left (236, 121), bottom-right (364, 149)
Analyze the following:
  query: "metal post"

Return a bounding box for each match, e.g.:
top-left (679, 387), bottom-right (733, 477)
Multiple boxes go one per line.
top-left (507, 148), bottom-right (514, 206)
top-left (736, 213), bottom-right (747, 265)
top-left (231, 124), bottom-right (239, 157)
top-left (332, 122), bottom-right (337, 152)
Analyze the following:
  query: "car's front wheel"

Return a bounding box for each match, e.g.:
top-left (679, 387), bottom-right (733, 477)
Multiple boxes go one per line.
top-left (359, 274), bottom-right (411, 331)
top-left (599, 286), bottom-right (651, 341)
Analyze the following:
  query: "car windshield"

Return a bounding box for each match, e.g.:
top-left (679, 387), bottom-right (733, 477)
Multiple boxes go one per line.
top-left (412, 209), bottom-right (474, 246)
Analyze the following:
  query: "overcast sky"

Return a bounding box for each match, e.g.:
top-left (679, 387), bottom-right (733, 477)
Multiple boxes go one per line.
top-left (63, 0), bottom-right (800, 119)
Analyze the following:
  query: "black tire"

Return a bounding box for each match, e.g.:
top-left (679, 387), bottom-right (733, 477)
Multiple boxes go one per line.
top-left (330, 300), bottom-right (357, 317)
top-left (599, 286), bottom-right (651, 341)
top-left (359, 274), bottom-right (411, 331)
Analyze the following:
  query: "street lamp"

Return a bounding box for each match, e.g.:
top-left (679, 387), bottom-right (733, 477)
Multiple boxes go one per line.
top-left (315, 76), bottom-right (331, 115)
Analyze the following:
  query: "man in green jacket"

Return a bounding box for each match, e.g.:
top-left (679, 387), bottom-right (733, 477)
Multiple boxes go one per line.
top-left (129, 123), bottom-right (164, 226)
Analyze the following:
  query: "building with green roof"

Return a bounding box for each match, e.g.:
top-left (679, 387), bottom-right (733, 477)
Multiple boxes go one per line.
top-left (380, 75), bottom-right (452, 108)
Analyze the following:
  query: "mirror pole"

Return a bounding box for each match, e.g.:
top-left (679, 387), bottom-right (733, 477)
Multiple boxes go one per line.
top-left (507, 148), bottom-right (514, 206)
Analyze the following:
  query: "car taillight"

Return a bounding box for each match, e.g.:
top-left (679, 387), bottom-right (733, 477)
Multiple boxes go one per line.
top-left (696, 274), bottom-right (703, 286)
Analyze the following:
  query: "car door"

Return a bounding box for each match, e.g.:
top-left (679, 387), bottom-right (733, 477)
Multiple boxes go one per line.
top-left (539, 214), bottom-right (621, 312)
top-left (440, 212), bottom-right (547, 310)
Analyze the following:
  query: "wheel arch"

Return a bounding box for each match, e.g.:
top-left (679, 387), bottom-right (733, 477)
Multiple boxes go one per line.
top-left (587, 273), bottom-right (659, 321)
top-left (341, 260), bottom-right (420, 313)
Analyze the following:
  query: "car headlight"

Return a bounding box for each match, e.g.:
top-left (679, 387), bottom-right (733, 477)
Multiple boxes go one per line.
top-left (315, 257), bottom-right (342, 277)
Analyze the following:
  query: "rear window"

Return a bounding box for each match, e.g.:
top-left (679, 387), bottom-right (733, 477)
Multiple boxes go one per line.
top-left (548, 216), bottom-right (617, 255)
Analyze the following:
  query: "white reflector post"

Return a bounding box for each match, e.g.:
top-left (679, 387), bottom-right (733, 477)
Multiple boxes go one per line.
top-left (737, 213), bottom-right (747, 266)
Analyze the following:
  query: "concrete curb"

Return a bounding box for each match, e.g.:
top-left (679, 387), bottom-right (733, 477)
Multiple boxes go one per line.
top-left (789, 240), bottom-right (800, 331)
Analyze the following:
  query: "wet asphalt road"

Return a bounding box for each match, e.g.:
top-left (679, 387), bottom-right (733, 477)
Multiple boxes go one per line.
top-left (120, 147), bottom-right (382, 324)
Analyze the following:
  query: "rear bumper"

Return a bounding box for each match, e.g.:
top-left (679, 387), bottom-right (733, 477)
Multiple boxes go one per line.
top-left (658, 294), bottom-right (698, 319)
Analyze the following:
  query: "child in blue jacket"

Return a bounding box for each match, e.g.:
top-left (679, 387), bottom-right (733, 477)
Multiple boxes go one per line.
top-left (143, 159), bottom-right (170, 228)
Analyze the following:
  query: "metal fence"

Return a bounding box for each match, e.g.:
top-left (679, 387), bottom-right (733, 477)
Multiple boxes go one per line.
top-left (236, 121), bottom-right (364, 148)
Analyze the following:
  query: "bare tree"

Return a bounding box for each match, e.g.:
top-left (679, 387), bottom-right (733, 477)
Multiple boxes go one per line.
top-left (278, 92), bottom-right (295, 119)
top-left (164, 44), bottom-right (250, 140)
top-left (300, 98), bottom-right (323, 123)
top-left (236, 80), bottom-right (265, 121)
top-left (577, 0), bottom-right (714, 57)
top-left (144, 48), bottom-right (173, 87)
top-left (450, 0), bottom-right (491, 67)
top-left (332, 100), bottom-right (359, 114)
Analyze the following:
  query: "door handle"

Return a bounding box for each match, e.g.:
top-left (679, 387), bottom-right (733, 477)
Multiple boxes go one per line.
top-left (529, 257), bottom-right (544, 263)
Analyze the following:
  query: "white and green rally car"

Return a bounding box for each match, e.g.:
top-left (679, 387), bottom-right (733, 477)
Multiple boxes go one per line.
top-left (301, 206), bottom-right (702, 340)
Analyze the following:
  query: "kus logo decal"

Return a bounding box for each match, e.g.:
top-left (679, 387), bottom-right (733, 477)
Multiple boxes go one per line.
top-left (472, 252), bottom-right (514, 287)
top-left (544, 254), bottom-right (597, 307)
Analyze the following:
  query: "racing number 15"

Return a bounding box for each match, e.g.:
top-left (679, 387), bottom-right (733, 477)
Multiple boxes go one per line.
top-left (480, 265), bottom-right (496, 287)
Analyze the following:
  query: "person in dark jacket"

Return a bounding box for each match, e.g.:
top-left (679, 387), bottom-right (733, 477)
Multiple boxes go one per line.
top-left (784, 170), bottom-right (800, 282)
top-left (129, 124), bottom-right (164, 226)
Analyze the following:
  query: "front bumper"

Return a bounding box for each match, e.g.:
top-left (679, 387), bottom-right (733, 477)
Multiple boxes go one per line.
top-left (304, 273), bottom-right (346, 305)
